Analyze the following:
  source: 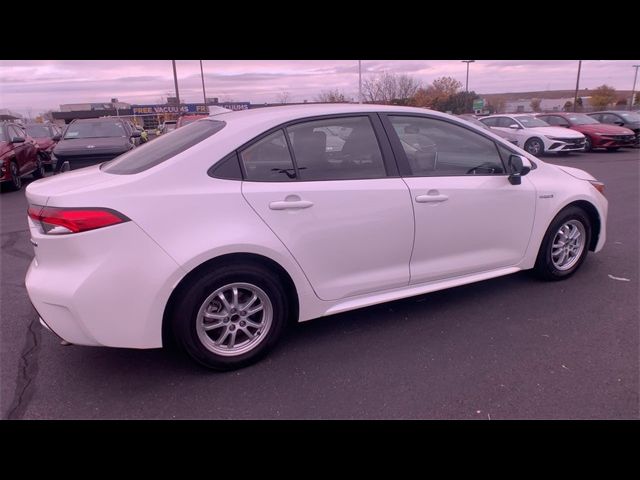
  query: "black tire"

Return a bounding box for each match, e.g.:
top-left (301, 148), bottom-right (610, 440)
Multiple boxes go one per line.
top-left (524, 137), bottom-right (545, 156)
top-left (534, 206), bottom-right (592, 281)
top-left (171, 263), bottom-right (289, 370)
top-left (584, 136), bottom-right (593, 152)
top-left (605, 147), bottom-right (619, 152)
top-left (33, 154), bottom-right (46, 179)
top-left (8, 161), bottom-right (22, 191)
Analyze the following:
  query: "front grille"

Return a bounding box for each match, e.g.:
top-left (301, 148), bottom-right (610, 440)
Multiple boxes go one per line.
top-left (602, 135), bottom-right (634, 141)
top-left (554, 138), bottom-right (585, 145)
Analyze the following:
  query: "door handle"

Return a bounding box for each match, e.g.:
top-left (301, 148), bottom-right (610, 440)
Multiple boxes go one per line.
top-left (415, 194), bottom-right (449, 203)
top-left (269, 199), bottom-right (314, 210)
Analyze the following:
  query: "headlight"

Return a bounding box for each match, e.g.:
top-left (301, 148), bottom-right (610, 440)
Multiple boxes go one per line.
top-left (592, 132), bottom-right (610, 136)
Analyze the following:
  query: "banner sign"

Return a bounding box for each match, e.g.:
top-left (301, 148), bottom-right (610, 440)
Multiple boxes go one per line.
top-left (132, 102), bottom-right (251, 115)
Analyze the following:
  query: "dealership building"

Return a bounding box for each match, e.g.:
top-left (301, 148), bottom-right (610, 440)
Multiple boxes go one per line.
top-left (51, 98), bottom-right (251, 130)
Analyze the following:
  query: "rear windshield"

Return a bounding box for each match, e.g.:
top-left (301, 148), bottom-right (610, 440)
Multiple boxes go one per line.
top-left (101, 119), bottom-right (226, 174)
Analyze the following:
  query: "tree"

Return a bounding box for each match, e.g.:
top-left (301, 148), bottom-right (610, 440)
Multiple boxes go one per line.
top-left (589, 84), bottom-right (617, 110)
top-left (440, 91), bottom-right (480, 114)
top-left (362, 72), bottom-right (421, 104)
top-left (616, 99), bottom-right (627, 107)
top-left (563, 101), bottom-right (573, 111)
top-left (530, 98), bottom-right (541, 112)
top-left (276, 91), bottom-right (291, 104)
top-left (316, 89), bottom-right (349, 103)
top-left (410, 76), bottom-right (463, 111)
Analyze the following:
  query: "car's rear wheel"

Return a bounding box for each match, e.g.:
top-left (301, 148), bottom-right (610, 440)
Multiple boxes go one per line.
top-left (9, 161), bottom-right (22, 191)
top-left (524, 137), bottom-right (544, 156)
top-left (534, 206), bottom-right (591, 281)
top-left (171, 263), bottom-right (289, 370)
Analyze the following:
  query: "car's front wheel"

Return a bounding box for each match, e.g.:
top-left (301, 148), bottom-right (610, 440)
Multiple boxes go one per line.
top-left (171, 263), bottom-right (289, 370)
top-left (33, 155), bottom-right (46, 179)
top-left (524, 137), bottom-right (545, 156)
top-left (534, 206), bottom-right (591, 281)
top-left (584, 136), bottom-right (593, 152)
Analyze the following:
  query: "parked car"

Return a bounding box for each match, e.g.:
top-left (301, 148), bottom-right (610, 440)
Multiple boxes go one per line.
top-left (457, 114), bottom-right (519, 145)
top-left (176, 114), bottom-right (209, 128)
top-left (479, 114), bottom-right (586, 155)
top-left (586, 111), bottom-right (640, 147)
top-left (25, 123), bottom-right (62, 169)
top-left (537, 112), bottom-right (636, 152)
top-left (25, 105), bottom-right (608, 370)
top-left (52, 118), bottom-right (141, 171)
top-left (1, 122), bottom-right (45, 191)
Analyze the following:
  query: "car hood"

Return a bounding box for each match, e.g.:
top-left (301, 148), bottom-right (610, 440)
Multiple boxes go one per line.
top-left (555, 165), bottom-right (596, 182)
top-left (529, 126), bottom-right (585, 138)
top-left (573, 124), bottom-right (634, 135)
top-left (54, 136), bottom-right (130, 156)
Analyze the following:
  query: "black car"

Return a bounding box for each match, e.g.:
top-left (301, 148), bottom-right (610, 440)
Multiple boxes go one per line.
top-left (53, 118), bottom-right (141, 171)
top-left (587, 111), bottom-right (640, 147)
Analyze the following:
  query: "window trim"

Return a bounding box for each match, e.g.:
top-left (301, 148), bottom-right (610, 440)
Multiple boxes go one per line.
top-left (233, 113), bottom-right (399, 183)
top-left (379, 112), bottom-right (519, 178)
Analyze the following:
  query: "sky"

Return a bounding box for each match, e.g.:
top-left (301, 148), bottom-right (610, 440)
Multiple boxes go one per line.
top-left (1, 60), bottom-right (639, 116)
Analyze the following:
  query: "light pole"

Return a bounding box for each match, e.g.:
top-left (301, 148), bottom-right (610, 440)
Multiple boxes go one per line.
top-left (171, 60), bottom-right (181, 106)
top-left (630, 64), bottom-right (640, 111)
top-left (573, 60), bottom-right (582, 112)
top-left (358, 60), bottom-right (362, 104)
top-left (200, 60), bottom-right (207, 108)
top-left (462, 60), bottom-right (475, 93)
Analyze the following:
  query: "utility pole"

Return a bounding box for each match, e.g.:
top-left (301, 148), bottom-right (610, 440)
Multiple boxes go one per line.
top-left (358, 60), bottom-right (362, 104)
top-left (462, 60), bottom-right (475, 93)
top-left (630, 65), bottom-right (640, 111)
top-left (573, 60), bottom-right (582, 112)
top-left (200, 60), bottom-right (208, 108)
top-left (172, 60), bottom-right (181, 106)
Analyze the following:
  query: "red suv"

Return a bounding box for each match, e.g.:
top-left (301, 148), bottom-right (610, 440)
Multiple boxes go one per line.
top-left (25, 123), bottom-right (62, 170)
top-left (537, 112), bottom-right (635, 152)
top-left (0, 122), bottom-right (45, 191)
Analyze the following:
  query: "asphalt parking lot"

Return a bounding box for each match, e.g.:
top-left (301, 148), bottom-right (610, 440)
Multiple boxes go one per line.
top-left (1, 149), bottom-right (638, 420)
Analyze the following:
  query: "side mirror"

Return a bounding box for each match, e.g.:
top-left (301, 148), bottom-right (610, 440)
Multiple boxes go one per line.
top-left (131, 131), bottom-right (141, 138)
top-left (508, 124), bottom-right (520, 129)
top-left (11, 136), bottom-right (25, 143)
top-left (52, 134), bottom-right (62, 141)
top-left (508, 154), bottom-right (532, 185)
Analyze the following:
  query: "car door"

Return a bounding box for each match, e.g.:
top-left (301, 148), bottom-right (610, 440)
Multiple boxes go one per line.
top-left (8, 125), bottom-right (32, 174)
top-left (381, 114), bottom-right (537, 284)
top-left (241, 114), bottom-right (415, 301)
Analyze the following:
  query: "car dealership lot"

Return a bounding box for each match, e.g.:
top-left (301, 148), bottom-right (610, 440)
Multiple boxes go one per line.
top-left (1, 149), bottom-right (638, 419)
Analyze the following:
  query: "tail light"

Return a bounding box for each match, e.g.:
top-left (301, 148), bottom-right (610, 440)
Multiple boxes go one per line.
top-left (27, 205), bottom-right (130, 235)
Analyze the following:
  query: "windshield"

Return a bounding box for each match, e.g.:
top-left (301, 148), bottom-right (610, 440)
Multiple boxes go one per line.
top-left (619, 112), bottom-right (640, 122)
top-left (516, 116), bottom-right (550, 128)
top-left (26, 125), bottom-right (52, 137)
top-left (565, 114), bottom-right (599, 125)
top-left (64, 121), bottom-right (127, 139)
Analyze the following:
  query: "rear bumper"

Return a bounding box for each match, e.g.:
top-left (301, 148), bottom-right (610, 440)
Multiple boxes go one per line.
top-left (25, 220), bottom-right (184, 349)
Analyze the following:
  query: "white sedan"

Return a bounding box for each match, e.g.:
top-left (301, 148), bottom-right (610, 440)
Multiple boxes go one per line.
top-left (479, 114), bottom-right (586, 155)
top-left (25, 104), bottom-right (607, 370)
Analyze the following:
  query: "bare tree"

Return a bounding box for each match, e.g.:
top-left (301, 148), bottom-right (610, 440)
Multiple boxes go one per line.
top-left (530, 98), bottom-right (541, 112)
top-left (276, 91), bottom-right (291, 104)
top-left (316, 89), bottom-right (349, 103)
top-left (362, 72), bottom-right (421, 104)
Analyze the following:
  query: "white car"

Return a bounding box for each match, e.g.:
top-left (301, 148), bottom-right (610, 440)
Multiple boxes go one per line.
top-left (25, 104), bottom-right (607, 370)
top-left (479, 114), bottom-right (586, 155)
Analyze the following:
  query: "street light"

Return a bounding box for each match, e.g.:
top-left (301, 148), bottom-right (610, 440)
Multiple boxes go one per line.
top-left (358, 60), bottom-right (362, 104)
top-left (573, 60), bottom-right (582, 112)
top-left (172, 60), bottom-right (181, 106)
top-left (461, 60), bottom-right (475, 93)
top-left (200, 60), bottom-right (207, 108)
top-left (630, 64), bottom-right (640, 111)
